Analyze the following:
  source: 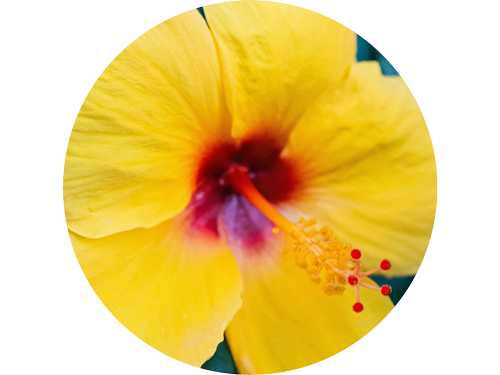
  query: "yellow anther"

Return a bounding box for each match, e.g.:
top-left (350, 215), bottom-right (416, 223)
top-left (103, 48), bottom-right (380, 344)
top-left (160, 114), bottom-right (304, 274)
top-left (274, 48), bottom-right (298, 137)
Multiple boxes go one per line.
top-left (309, 274), bottom-right (322, 284)
top-left (322, 284), bottom-right (335, 296)
top-left (324, 271), bottom-right (335, 283)
top-left (304, 218), bottom-right (317, 227)
top-left (311, 258), bottom-right (321, 267)
top-left (295, 244), bottom-right (305, 254)
top-left (272, 227), bottom-right (280, 234)
top-left (319, 226), bottom-right (333, 238)
top-left (296, 257), bottom-right (308, 269)
top-left (332, 285), bottom-right (346, 295)
top-left (306, 228), bottom-right (318, 237)
top-left (331, 242), bottom-right (343, 251)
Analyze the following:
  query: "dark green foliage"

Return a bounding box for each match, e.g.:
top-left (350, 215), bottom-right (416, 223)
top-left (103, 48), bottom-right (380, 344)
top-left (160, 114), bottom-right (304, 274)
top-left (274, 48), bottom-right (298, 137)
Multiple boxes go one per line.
top-left (357, 35), bottom-right (398, 76)
top-left (197, 7), bottom-right (207, 22)
top-left (201, 338), bottom-right (238, 374)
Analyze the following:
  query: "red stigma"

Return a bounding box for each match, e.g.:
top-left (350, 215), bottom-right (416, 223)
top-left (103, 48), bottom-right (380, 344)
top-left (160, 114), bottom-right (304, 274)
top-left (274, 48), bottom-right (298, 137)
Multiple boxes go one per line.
top-left (348, 275), bottom-right (358, 286)
top-left (381, 285), bottom-right (392, 296)
top-left (351, 249), bottom-right (361, 259)
top-left (353, 302), bottom-right (364, 313)
top-left (380, 259), bottom-right (391, 270)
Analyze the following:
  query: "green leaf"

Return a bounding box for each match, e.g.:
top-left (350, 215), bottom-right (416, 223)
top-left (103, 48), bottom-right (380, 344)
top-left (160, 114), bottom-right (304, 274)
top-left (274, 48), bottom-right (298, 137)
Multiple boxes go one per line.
top-left (201, 337), bottom-right (238, 374)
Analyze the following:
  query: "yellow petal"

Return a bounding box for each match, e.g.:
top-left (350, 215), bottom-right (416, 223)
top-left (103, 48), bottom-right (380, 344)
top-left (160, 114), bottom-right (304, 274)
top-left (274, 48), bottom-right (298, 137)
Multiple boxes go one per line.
top-left (70, 217), bottom-right (243, 367)
top-left (285, 62), bottom-right (437, 275)
top-left (64, 9), bottom-right (231, 238)
top-left (225, 254), bottom-right (393, 374)
top-left (205, 1), bottom-right (356, 147)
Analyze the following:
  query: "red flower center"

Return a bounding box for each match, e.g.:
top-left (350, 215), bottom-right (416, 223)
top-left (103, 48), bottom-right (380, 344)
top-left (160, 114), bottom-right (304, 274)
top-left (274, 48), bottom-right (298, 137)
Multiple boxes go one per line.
top-left (186, 135), bottom-right (302, 248)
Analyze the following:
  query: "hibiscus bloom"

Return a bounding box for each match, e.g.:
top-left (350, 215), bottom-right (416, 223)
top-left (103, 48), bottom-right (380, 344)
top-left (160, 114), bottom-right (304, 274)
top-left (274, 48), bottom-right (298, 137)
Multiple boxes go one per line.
top-left (63, 1), bottom-right (436, 374)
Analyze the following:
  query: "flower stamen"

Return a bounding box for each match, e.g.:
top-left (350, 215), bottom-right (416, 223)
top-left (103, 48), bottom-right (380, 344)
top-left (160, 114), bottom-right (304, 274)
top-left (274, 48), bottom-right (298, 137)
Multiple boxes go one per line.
top-left (227, 164), bottom-right (392, 312)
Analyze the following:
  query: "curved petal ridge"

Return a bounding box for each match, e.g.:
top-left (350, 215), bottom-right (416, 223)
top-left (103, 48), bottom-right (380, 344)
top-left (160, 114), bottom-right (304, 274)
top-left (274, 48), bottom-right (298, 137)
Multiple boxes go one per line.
top-left (205, 1), bottom-right (356, 147)
top-left (70, 216), bottom-right (243, 367)
top-left (285, 62), bottom-right (437, 275)
top-left (64, 9), bottom-right (231, 238)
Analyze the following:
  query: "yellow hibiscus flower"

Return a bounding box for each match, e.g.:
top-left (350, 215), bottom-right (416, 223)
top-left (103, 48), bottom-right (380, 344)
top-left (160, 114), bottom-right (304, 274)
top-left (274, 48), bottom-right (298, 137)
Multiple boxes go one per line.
top-left (63, 1), bottom-right (436, 374)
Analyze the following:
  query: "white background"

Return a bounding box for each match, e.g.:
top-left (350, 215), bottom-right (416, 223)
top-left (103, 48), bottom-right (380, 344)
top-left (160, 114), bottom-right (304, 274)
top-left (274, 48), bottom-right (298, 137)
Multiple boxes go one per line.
top-left (1, 0), bottom-right (499, 374)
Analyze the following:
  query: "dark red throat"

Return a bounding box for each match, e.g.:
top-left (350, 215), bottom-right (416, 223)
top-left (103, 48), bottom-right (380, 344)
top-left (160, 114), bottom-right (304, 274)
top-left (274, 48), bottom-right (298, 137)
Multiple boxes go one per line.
top-left (188, 135), bottom-right (302, 241)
